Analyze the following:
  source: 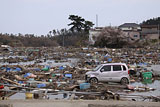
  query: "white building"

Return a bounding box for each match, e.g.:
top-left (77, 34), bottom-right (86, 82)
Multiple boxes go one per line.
top-left (89, 27), bottom-right (103, 45)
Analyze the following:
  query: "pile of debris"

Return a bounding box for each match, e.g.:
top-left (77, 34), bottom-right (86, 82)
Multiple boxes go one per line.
top-left (0, 46), bottom-right (160, 101)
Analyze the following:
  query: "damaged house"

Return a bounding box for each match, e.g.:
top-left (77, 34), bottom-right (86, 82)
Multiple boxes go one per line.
top-left (89, 23), bottom-right (160, 46)
top-left (118, 23), bottom-right (141, 42)
top-left (140, 25), bottom-right (160, 40)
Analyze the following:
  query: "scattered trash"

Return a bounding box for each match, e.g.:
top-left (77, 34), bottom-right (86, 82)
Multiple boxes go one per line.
top-left (80, 83), bottom-right (90, 90)
top-left (142, 72), bottom-right (152, 79)
top-left (65, 74), bottom-right (72, 78)
top-left (37, 84), bottom-right (46, 88)
top-left (0, 46), bottom-right (160, 102)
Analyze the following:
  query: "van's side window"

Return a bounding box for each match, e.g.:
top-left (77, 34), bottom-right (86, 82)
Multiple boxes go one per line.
top-left (123, 65), bottom-right (126, 70)
top-left (113, 65), bottom-right (122, 71)
top-left (101, 65), bottom-right (111, 72)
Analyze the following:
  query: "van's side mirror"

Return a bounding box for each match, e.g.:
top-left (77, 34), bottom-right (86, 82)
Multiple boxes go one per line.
top-left (100, 69), bottom-right (104, 72)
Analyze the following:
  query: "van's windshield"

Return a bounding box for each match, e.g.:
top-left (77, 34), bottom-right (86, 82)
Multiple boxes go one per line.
top-left (93, 65), bottom-right (102, 71)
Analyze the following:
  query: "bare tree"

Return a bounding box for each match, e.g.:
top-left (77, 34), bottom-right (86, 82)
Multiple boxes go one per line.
top-left (94, 27), bottom-right (128, 48)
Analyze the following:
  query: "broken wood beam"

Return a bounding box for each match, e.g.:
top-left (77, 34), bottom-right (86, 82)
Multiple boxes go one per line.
top-left (1, 77), bottom-right (21, 86)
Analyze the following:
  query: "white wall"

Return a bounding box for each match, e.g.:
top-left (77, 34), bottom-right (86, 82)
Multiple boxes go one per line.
top-left (89, 30), bottom-right (102, 45)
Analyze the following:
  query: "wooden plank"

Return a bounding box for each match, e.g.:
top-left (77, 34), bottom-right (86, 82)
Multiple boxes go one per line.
top-left (1, 77), bottom-right (21, 86)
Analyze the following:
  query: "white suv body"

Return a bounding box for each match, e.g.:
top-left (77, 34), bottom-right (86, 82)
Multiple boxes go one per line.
top-left (85, 63), bottom-right (130, 84)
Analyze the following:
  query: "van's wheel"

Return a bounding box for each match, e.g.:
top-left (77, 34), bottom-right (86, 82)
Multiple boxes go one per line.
top-left (121, 78), bottom-right (129, 85)
top-left (89, 78), bottom-right (98, 84)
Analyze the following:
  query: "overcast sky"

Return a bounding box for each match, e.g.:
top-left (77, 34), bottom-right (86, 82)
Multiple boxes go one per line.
top-left (0, 0), bottom-right (160, 35)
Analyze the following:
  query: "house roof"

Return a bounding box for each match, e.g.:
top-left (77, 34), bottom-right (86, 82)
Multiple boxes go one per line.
top-left (141, 25), bottom-right (158, 28)
top-left (119, 23), bottom-right (140, 28)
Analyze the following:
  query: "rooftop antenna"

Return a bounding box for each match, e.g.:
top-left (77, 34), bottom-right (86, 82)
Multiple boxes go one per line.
top-left (96, 14), bottom-right (98, 27)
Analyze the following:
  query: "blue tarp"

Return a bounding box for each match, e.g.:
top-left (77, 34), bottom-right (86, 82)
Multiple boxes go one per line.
top-left (18, 81), bottom-right (24, 84)
top-left (59, 66), bottom-right (64, 70)
top-left (65, 74), bottom-right (72, 78)
top-left (24, 73), bottom-right (32, 78)
top-left (104, 55), bottom-right (108, 58)
top-left (0, 67), bottom-right (6, 70)
top-left (12, 67), bottom-right (21, 72)
top-left (108, 58), bottom-right (112, 62)
top-left (138, 62), bottom-right (148, 66)
top-left (80, 83), bottom-right (90, 90)
top-left (6, 67), bottom-right (11, 72)
top-left (24, 58), bottom-right (28, 61)
top-left (37, 84), bottom-right (46, 88)
top-left (3, 67), bottom-right (21, 72)
top-left (34, 68), bottom-right (41, 71)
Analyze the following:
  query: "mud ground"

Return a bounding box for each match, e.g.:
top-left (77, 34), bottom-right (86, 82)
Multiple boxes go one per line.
top-left (0, 100), bottom-right (160, 107)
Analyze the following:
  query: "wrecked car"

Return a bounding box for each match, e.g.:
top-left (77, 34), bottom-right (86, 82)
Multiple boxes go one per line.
top-left (85, 63), bottom-right (130, 85)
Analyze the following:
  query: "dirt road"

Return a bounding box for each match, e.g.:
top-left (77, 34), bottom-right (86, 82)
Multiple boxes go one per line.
top-left (0, 100), bottom-right (160, 107)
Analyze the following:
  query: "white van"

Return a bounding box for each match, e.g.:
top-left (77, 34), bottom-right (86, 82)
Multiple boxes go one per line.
top-left (85, 63), bottom-right (130, 85)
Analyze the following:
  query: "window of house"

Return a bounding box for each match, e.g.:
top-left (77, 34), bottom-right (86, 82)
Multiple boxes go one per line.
top-left (113, 65), bottom-right (122, 71)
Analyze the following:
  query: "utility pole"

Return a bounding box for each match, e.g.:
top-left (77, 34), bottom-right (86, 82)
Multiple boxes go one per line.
top-left (96, 14), bottom-right (98, 27)
top-left (158, 24), bottom-right (160, 39)
top-left (158, 24), bottom-right (160, 47)
top-left (63, 34), bottom-right (64, 47)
